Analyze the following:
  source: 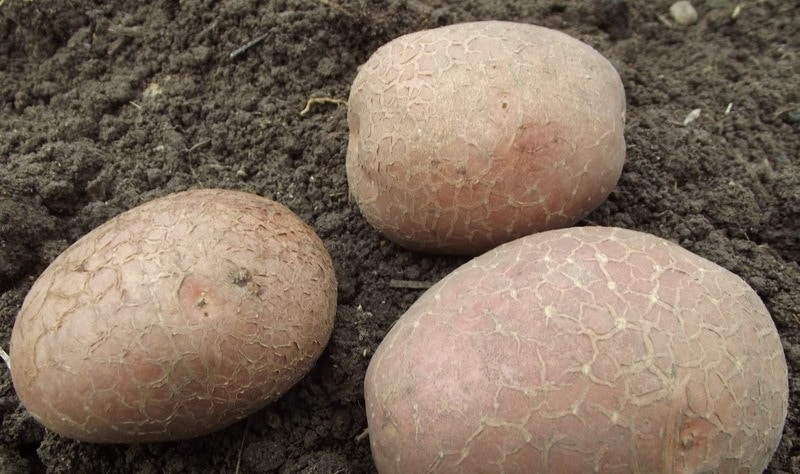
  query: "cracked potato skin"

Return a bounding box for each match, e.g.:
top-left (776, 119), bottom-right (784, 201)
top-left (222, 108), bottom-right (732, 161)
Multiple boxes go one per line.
top-left (346, 22), bottom-right (626, 255)
top-left (365, 226), bottom-right (787, 473)
top-left (9, 189), bottom-right (337, 443)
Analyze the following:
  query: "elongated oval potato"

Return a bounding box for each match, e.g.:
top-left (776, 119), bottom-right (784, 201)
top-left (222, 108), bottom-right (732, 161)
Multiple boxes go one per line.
top-left (346, 21), bottom-right (626, 255)
top-left (10, 189), bottom-right (337, 443)
top-left (365, 226), bottom-right (787, 472)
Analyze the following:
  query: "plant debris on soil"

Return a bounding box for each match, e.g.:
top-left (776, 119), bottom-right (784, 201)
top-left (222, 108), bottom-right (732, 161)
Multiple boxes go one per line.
top-left (1, 1), bottom-right (798, 473)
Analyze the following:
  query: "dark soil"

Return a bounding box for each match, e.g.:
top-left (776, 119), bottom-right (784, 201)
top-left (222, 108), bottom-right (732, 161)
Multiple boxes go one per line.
top-left (0, 0), bottom-right (798, 472)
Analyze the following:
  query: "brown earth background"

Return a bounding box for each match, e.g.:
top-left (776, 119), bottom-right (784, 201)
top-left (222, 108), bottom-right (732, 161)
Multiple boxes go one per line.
top-left (0, 0), bottom-right (798, 472)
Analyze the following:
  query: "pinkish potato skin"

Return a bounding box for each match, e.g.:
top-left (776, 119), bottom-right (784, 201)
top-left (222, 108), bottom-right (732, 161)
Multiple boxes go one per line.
top-left (10, 189), bottom-right (337, 443)
top-left (365, 227), bottom-right (787, 473)
top-left (346, 21), bottom-right (626, 255)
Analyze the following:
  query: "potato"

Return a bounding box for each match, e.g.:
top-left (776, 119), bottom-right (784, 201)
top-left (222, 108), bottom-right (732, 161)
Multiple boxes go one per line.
top-left (365, 226), bottom-right (787, 472)
top-left (346, 21), bottom-right (626, 255)
top-left (9, 189), bottom-right (337, 443)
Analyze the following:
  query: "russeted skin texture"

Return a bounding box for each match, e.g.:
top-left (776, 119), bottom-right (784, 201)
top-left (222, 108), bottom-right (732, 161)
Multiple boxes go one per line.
top-left (365, 226), bottom-right (788, 473)
top-left (10, 189), bottom-right (337, 443)
top-left (346, 21), bottom-right (626, 255)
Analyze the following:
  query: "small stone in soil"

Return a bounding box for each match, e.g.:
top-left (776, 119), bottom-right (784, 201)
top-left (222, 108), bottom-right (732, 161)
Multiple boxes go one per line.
top-left (670, 1), bottom-right (699, 25)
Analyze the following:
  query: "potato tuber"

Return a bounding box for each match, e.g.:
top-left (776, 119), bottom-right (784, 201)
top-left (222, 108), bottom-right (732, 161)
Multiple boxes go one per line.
top-left (346, 21), bottom-right (626, 255)
top-left (365, 226), bottom-right (787, 472)
top-left (10, 189), bottom-right (337, 443)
